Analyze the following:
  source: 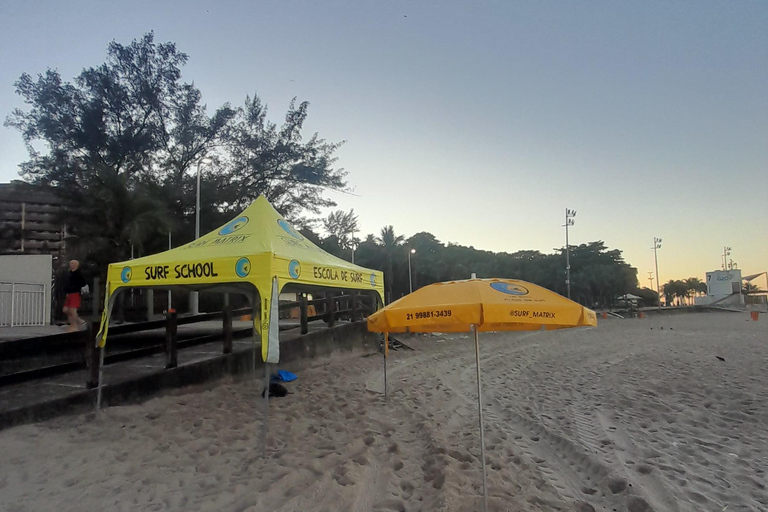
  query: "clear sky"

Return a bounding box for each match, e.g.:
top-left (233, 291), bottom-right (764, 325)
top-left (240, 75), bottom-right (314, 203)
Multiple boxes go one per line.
top-left (1, 1), bottom-right (766, 286)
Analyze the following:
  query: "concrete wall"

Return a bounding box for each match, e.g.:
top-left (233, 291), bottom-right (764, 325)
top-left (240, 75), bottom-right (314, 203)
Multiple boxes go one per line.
top-left (0, 254), bottom-right (52, 324)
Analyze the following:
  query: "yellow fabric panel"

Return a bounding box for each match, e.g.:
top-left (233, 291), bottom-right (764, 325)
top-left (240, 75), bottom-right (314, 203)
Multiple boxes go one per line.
top-left (366, 278), bottom-right (597, 333)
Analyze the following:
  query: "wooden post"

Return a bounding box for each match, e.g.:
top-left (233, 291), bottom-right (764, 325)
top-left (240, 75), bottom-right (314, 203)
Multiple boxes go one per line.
top-left (300, 293), bottom-right (308, 335)
top-left (92, 277), bottom-right (100, 319)
top-left (117, 291), bottom-right (126, 324)
top-left (326, 292), bottom-right (335, 327)
top-left (165, 310), bottom-right (178, 369)
top-left (351, 290), bottom-right (359, 321)
top-left (145, 289), bottom-right (155, 321)
top-left (85, 322), bottom-right (100, 389)
top-left (222, 305), bottom-right (233, 354)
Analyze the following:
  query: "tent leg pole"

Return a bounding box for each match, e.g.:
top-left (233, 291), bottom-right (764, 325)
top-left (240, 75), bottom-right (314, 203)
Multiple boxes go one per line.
top-left (96, 345), bottom-right (105, 411)
top-left (473, 326), bottom-right (488, 512)
top-left (263, 362), bottom-right (269, 458)
top-left (384, 333), bottom-right (389, 401)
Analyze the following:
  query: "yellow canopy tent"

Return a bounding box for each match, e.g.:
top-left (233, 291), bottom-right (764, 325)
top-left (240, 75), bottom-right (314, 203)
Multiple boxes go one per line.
top-left (94, 195), bottom-right (385, 412)
top-left (97, 195), bottom-right (384, 351)
top-left (367, 276), bottom-right (597, 512)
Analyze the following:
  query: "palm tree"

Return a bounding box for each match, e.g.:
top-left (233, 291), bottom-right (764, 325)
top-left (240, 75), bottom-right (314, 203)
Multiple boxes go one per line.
top-left (684, 277), bottom-right (705, 304)
top-left (663, 280), bottom-right (688, 306)
top-left (376, 225), bottom-right (404, 302)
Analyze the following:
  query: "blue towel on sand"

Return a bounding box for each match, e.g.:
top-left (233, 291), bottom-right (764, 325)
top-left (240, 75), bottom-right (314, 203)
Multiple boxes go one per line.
top-left (271, 370), bottom-right (297, 382)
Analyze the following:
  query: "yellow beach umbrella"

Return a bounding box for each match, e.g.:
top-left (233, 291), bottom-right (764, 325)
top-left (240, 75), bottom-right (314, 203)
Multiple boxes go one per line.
top-left (367, 276), bottom-right (597, 511)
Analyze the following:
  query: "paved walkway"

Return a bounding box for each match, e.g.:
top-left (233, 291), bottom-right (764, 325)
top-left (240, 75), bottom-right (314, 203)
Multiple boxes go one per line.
top-left (0, 325), bottom-right (64, 342)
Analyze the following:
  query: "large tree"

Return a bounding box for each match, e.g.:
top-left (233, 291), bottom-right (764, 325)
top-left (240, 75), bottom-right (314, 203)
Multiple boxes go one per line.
top-left (4, 33), bottom-right (214, 263)
top-left (217, 95), bottom-right (347, 220)
top-left (323, 209), bottom-right (359, 254)
top-left (6, 32), bottom-right (346, 266)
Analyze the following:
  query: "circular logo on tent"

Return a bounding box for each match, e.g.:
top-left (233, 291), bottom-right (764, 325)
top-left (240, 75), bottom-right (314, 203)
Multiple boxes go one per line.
top-left (120, 266), bottom-right (132, 283)
top-left (370, 273), bottom-right (377, 287)
top-left (288, 260), bottom-right (301, 279)
top-left (277, 219), bottom-right (303, 240)
top-left (219, 216), bottom-right (249, 236)
top-left (491, 282), bottom-right (528, 296)
top-left (235, 257), bottom-right (251, 278)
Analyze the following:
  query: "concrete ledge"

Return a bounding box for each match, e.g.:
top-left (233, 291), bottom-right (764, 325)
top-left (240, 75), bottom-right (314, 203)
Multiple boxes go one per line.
top-left (0, 321), bottom-right (379, 430)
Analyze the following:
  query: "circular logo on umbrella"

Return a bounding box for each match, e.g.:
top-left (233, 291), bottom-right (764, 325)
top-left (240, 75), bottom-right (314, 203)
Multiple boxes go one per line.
top-left (491, 282), bottom-right (529, 296)
top-left (218, 216), bottom-right (249, 236)
top-left (288, 260), bottom-right (301, 279)
top-left (277, 219), bottom-right (303, 240)
top-left (370, 273), bottom-right (377, 287)
top-left (235, 257), bottom-right (251, 278)
top-left (120, 266), bottom-right (132, 283)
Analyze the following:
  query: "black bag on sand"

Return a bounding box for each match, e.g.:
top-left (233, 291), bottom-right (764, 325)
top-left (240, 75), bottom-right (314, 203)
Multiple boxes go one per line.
top-left (262, 382), bottom-right (289, 398)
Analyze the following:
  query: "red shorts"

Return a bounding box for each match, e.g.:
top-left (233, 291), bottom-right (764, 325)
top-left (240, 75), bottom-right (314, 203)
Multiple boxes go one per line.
top-left (64, 293), bottom-right (81, 309)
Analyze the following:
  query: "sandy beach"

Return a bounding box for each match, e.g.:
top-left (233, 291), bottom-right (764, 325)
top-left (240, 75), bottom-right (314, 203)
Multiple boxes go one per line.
top-left (0, 312), bottom-right (765, 512)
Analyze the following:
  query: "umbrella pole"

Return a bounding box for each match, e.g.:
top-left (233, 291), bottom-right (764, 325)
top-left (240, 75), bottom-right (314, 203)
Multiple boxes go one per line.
top-left (473, 326), bottom-right (488, 512)
top-left (384, 332), bottom-right (388, 400)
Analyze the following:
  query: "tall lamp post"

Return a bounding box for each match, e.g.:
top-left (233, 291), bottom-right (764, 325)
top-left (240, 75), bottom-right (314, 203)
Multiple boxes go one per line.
top-left (190, 156), bottom-right (213, 315)
top-left (563, 208), bottom-right (576, 299)
top-left (408, 248), bottom-right (416, 294)
top-left (653, 237), bottom-right (662, 310)
top-left (722, 246), bottom-right (731, 271)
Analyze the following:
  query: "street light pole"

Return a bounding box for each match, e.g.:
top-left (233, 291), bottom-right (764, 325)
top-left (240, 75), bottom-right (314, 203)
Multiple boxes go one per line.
top-left (653, 237), bottom-right (662, 311)
top-left (722, 246), bottom-right (731, 271)
top-left (563, 208), bottom-right (576, 299)
top-left (190, 157), bottom-right (212, 315)
top-left (408, 249), bottom-right (416, 294)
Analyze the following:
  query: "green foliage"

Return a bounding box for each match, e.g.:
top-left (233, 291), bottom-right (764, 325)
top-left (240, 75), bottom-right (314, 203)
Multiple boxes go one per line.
top-left (351, 228), bottom-right (637, 305)
top-left (5, 32), bottom-right (345, 268)
top-left (633, 287), bottom-right (660, 307)
top-left (218, 95), bottom-right (346, 219)
top-left (322, 209), bottom-right (358, 251)
top-left (662, 279), bottom-right (689, 305)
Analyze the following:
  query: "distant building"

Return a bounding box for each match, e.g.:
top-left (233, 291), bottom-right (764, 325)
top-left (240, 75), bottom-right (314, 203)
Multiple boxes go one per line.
top-left (0, 181), bottom-right (67, 261)
top-left (694, 270), bottom-right (744, 306)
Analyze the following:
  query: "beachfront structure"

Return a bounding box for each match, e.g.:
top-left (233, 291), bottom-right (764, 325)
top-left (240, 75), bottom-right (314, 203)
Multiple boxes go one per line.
top-left (0, 182), bottom-right (66, 259)
top-left (694, 270), bottom-right (744, 307)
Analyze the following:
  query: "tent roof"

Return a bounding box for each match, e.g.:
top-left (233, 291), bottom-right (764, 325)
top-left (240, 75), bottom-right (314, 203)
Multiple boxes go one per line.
top-left (120, 196), bottom-right (356, 268)
top-left (103, 195), bottom-right (384, 296)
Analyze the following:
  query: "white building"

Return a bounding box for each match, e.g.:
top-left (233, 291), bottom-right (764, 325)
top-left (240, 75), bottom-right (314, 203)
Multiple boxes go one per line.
top-left (0, 254), bottom-right (53, 326)
top-left (694, 270), bottom-right (744, 306)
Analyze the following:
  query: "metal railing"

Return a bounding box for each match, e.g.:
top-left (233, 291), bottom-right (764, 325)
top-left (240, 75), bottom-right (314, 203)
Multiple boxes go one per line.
top-left (0, 282), bottom-right (47, 327)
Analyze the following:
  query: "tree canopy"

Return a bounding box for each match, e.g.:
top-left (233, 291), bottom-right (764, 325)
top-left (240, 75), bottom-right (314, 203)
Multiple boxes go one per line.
top-left (5, 32), bottom-right (346, 267)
